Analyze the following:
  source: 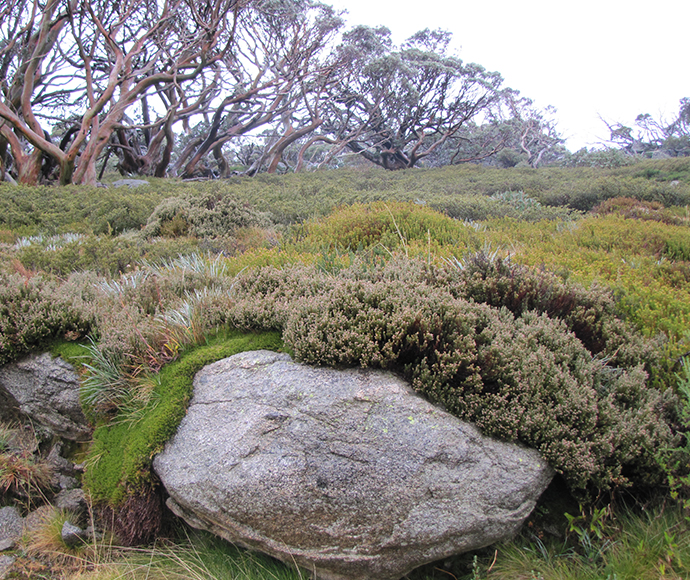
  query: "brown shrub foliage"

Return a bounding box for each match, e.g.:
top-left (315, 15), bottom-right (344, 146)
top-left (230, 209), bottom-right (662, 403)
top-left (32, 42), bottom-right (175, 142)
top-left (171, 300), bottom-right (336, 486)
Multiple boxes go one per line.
top-left (229, 256), bottom-right (678, 497)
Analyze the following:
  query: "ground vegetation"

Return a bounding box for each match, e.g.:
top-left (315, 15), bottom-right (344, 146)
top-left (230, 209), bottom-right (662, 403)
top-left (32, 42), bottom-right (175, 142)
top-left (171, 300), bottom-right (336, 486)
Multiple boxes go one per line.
top-left (0, 158), bottom-right (688, 578)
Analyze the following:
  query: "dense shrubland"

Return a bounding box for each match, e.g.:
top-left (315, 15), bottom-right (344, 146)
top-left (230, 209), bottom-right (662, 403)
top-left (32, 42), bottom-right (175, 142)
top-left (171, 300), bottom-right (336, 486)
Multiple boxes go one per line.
top-left (1, 159), bottom-right (689, 579)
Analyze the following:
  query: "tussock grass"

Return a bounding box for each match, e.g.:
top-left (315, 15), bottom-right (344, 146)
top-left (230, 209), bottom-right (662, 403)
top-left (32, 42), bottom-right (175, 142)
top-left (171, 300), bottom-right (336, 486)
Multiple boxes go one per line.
top-left (69, 530), bottom-right (304, 580)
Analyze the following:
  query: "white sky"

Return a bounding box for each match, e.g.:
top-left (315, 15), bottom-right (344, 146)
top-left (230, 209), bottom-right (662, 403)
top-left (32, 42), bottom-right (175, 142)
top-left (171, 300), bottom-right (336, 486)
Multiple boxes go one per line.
top-left (328, 0), bottom-right (690, 151)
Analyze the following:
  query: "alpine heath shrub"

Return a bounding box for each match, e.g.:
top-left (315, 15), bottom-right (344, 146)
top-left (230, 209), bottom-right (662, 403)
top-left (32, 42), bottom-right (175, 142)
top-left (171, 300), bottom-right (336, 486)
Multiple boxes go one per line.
top-left (231, 257), bottom-right (676, 497)
top-left (0, 272), bottom-right (94, 364)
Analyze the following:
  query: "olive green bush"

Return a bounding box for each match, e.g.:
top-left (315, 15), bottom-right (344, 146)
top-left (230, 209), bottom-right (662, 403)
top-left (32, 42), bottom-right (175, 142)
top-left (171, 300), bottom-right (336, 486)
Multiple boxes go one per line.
top-left (0, 272), bottom-right (96, 364)
top-left (229, 257), bottom-right (677, 497)
top-left (141, 193), bottom-right (272, 239)
top-left (430, 191), bottom-right (578, 222)
top-left (0, 183), bottom-right (162, 235)
top-left (2, 160), bottom-right (689, 245)
top-left (16, 233), bottom-right (201, 276)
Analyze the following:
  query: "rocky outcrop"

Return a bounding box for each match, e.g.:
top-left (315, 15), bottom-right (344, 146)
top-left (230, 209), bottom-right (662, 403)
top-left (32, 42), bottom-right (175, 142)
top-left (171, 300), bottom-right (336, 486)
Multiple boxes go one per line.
top-left (0, 508), bottom-right (23, 552)
top-left (0, 353), bottom-right (90, 441)
top-left (154, 351), bottom-right (554, 580)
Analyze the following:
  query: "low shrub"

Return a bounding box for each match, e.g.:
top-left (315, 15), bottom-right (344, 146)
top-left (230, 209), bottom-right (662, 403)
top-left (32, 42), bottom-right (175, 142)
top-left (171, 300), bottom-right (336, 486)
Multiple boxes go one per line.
top-left (428, 192), bottom-right (578, 222)
top-left (0, 183), bottom-right (163, 235)
top-left (0, 272), bottom-right (95, 365)
top-left (592, 196), bottom-right (684, 225)
top-left (230, 257), bottom-right (676, 497)
top-left (291, 201), bottom-right (482, 258)
top-left (435, 253), bottom-right (662, 373)
top-left (483, 215), bottom-right (690, 347)
top-left (16, 233), bottom-right (201, 277)
top-left (141, 193), bottom-right (272, 239)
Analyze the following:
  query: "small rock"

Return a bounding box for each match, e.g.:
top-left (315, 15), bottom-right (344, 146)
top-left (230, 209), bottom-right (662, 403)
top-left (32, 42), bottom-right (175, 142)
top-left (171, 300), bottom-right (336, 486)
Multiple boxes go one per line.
top-left (55, 489), bottom-right (88, 522)
top-left (112, 179), bottom-right (149, 188)
top-left (48, 443), bottom-right (75, 476)
top-left (0, 539), bottom-right (15, 552)
top-left (58, 475), bottom-right (79, 490)
top-left (23, 506), bottom-right (54, 535)
top-left (0, 508), bottom-right (23, 545)
top-left (84, 525), bottom-right (103, 542)
top-left (0, 555), bottom-right (15, 579)
top-left (61, 521), bottom-right (86, 547)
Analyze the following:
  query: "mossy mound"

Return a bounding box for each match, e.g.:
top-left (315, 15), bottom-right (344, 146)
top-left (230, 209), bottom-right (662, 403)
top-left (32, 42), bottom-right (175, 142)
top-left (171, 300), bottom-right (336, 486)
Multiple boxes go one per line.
top-left (83, 329), bottom-right (284, 509)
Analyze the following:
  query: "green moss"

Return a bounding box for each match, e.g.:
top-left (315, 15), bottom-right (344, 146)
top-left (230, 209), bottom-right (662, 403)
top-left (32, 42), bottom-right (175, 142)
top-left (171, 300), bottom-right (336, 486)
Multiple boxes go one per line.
top-left (84, 329), bottom-right (283, 506)
top-left (49, 340), bottom-right (91, 367)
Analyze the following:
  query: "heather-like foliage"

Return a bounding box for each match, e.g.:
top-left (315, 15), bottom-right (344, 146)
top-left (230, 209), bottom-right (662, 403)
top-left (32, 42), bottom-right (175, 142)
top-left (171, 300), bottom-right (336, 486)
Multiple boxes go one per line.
top-left (436, 253), bottom-right (662, 373)
top-left (0, 272), bottom-right (95, 364)
top-left (659, 357), bottom-right (690, 515)
top-left (230, 258), bottom-right (675, 496)
top-left (141, 193), bottom-right (272, 239)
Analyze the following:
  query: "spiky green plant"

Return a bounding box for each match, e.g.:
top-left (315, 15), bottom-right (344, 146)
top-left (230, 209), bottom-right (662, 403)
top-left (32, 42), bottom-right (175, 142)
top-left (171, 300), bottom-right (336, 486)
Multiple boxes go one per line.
top-left (81, 339), bottom-right (131, 415)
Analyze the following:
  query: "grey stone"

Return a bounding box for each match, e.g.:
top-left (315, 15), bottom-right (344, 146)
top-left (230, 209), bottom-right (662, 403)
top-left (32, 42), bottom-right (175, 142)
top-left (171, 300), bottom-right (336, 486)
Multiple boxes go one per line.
top-left (55, 489), bottom-right (88, 522)
top-left (23, 506), bottom-right (54, 534)
top-left (0, 508), bottom-right (23, 545)
top-left (84, 525), bottom-right (103, 542)
top-left (61, 521), bottom-right (86, 547)
top-left (0, 353), bottom-right (90, 440)
top-left (154, 351), bottom-right (554, 580)
top-left (0, 539), bottom-right (15, 552)
top-left (48, 442), bottom-right (75, 475)
top-left (112, 179), bottom-right (149, 188)
top-left (59, 475), bottom-right (80, 490)
top-left (0, 555), bottom-right (15, 579)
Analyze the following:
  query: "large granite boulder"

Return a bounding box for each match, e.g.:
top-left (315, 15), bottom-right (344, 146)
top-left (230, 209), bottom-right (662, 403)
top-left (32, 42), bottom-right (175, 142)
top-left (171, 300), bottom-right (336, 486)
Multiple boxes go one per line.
top-left (0, 353), bottom-right (90, 441)
top-left (154, 351), bottom-right (553, 580)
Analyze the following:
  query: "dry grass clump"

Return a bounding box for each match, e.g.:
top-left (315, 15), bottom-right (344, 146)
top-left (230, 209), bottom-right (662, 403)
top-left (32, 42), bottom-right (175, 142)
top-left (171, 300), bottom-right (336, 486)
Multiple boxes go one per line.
top-left (0, 422), bottom-right (54, 508)
top-left (0, 452), bottom-right (53, 503)
top-left (81, 258), bottom-right (241, 418)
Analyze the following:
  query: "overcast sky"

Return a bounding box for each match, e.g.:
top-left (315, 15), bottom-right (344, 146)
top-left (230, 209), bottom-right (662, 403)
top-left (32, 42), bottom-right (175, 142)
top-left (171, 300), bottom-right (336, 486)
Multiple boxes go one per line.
top-left (327, 0), bottom-right (690, 151)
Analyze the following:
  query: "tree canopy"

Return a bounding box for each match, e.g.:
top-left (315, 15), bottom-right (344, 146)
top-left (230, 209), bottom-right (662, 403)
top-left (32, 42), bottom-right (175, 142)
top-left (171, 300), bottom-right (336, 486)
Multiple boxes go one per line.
top-left (0, 0), bottom-right (565, 185)
top-left (603, 98), bottom-right (690, 158)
